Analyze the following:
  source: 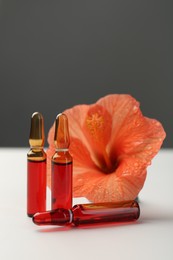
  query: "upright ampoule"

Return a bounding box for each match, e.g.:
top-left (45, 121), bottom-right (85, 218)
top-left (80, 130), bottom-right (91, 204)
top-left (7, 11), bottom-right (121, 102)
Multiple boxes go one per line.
top-left (33, 200), bottom-right (140, 227)
top-left (27, 112), bottom-right (46, 217)
top-left (51, 113), bottom-right (73, 210)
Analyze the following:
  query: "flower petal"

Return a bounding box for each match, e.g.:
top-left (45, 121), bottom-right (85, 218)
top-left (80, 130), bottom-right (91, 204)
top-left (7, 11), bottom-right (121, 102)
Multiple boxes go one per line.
top-left (73, 156), bottom-right (147, 202)
top-left (97, 94), bottom-right (166, 166)
top-left (47, 94), bottom-right (166, 202)
top-left (69, 137), bottom-right (97, 172)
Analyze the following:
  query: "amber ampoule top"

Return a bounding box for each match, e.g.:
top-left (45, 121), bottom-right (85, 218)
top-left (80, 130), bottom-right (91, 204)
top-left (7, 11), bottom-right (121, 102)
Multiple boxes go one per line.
top-left (28, 112), bottom-right (46, 161)
top-left (54, 113), bottom-right (70, 151)
top-left (52, 113), bottom-right (72, 164)
top-left (29, 112), bottom-right (45, 148)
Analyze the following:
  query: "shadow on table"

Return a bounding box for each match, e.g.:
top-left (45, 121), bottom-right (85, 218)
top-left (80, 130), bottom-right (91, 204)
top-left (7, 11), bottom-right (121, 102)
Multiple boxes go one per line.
top-left (36, 220), bottom-right (140, 232)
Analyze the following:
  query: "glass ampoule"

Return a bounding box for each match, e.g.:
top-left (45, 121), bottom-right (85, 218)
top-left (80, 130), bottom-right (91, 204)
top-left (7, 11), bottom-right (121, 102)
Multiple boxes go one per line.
top-left (33, 200), bottom-right (140, 227)
top-left (51, 113), bottom-right (73, 210)
top-left (27, 112), bottom-right (46, 217)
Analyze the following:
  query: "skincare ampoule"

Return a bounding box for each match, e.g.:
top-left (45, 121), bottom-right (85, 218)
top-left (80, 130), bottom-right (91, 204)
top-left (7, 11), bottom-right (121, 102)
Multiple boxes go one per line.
top-left (33, 200), bottom-right (140, 227)
top-left (27, 112), bottom-right (46, 217)
top-left (51, 113), bottom-right (73, 210)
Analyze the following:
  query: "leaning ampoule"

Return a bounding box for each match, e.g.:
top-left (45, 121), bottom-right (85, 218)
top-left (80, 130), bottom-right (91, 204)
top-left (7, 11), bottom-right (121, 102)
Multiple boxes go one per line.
top-left (33, 200), bottom-right (140, 227)
top-left (51, 113), bottom-right (73, 210)
top-left (27, 112), bottom-right (46, 217)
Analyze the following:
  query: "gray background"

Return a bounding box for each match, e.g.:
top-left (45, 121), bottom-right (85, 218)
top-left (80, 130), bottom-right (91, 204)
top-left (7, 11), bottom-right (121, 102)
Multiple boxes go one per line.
top-left (0, 0), bottom-right (172, 147)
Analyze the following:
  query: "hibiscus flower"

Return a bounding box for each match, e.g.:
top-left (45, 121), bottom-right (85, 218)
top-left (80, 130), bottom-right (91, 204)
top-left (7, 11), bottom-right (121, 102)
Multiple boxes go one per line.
top-left (46, 94), bottom-right (166, 202)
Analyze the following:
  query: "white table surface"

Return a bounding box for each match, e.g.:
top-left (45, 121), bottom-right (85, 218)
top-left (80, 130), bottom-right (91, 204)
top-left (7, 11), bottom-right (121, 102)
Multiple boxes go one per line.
top-left (0, 148), bottom-right (172, 260)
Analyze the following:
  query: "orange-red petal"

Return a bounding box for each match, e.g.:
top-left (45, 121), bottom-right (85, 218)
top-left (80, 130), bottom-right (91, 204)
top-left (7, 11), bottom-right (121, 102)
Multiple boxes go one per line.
top-left (47, 94), bottom-right (166, 202)
top-left (73, 155), bottom-right (147, 202)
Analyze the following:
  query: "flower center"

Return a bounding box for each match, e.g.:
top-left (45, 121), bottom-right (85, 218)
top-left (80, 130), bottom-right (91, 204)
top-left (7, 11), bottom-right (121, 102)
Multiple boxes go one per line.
top-left (85, 109), bottom-right (116, 173)
top-left (86, 112), bottom-right (104, 141)
top-left (98, 151), bottom-right (118, 174)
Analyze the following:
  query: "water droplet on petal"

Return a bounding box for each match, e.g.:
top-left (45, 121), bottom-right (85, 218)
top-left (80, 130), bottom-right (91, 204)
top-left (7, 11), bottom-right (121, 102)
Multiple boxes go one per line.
top-left (134, 162), bottom-right (139, 167)
top-left (77, 178), bottom-right (84, 186)
top-left (155, 122), bottom-right (160, 126)
top-left (134, 121), bottom-right (140, 127)
top-left (133, 105), bottom-right (138, 113)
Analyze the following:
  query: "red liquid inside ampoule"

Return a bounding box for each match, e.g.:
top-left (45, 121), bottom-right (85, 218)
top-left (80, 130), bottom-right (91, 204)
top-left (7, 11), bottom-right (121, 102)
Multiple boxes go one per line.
top-left (51, 161), bottom-right (72, 210)
top-left (72, 201), bottom-right (140, 227)
top-left (27, 160), bottom-right (46, 217)
top-left (33, 201), bottom-right (140, 227)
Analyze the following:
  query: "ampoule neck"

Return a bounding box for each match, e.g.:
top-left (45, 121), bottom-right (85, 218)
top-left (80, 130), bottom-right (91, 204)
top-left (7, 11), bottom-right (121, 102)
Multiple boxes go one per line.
top-left (31, 146), bottom-right (44, 151)
top-left (55, 148), bottom-right (69, 152)
top-left (52, 149), bottom-right (72, 164)
top-left (27, 147), bottom-right (46, 161)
